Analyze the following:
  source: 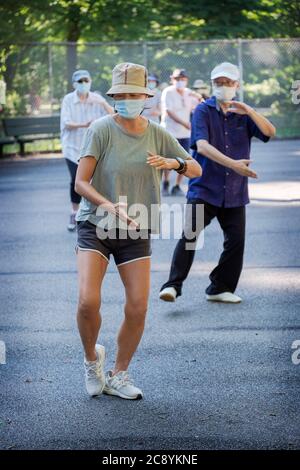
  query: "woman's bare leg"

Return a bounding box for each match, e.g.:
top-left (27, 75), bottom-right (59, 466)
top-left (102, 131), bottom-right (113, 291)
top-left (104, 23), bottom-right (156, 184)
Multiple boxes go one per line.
top-left (76, 250), bottom-right (108, 361)
top-left (114, 257), bottom-right (151, 374)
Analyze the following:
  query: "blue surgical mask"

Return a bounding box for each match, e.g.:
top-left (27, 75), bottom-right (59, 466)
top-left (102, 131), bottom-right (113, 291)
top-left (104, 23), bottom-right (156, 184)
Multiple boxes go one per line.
top-left (175, 80), bottom-right (187, 90)
top-left (114, 99), bottom-right (146, 119)
top-left (75, 82), bottom-right (91, 95)
top-left (148, 82), bottom-right (157, 90)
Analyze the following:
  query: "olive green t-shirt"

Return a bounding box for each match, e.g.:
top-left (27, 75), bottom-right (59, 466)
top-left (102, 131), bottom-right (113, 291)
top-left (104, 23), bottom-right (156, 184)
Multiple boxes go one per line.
top-left (76, 115), bottom-right (191, 233)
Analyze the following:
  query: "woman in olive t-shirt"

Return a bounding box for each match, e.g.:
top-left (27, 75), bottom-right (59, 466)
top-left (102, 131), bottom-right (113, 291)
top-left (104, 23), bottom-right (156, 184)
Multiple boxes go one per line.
top-left (74, 62), bottom-right (202, 400)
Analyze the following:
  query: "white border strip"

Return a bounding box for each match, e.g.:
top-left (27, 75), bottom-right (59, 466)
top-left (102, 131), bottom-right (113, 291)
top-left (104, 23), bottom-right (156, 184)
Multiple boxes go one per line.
top-left (76, 246), bottom-right (109, 263)
top-left (117, 256), bottom-right (151, 267)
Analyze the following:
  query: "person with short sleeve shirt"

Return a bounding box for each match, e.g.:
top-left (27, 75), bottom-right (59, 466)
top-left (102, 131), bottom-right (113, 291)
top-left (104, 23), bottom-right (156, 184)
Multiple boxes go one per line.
top-left (160, 62), bottom-right (276, 304)
top-left (60, 69), bottom-right (113, 231)
top-left (142, 73), bottom-right (161, 124)
top-left (74, 62), bottom-right (202, 400)
top-left (160, 69), bottom-right (195, 196)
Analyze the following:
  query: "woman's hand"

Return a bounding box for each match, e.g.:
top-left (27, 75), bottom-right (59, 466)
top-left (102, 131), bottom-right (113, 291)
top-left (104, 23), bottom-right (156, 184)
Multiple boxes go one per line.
top-left (147, 151), bottom-right (180, 170)
top-left (100, 201), bottom-right (139, 229)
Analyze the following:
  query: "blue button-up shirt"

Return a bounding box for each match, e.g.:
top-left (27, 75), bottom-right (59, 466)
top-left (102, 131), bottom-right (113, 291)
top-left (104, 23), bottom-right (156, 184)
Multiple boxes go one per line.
top-left (188, 96), bottom-right (270, 207)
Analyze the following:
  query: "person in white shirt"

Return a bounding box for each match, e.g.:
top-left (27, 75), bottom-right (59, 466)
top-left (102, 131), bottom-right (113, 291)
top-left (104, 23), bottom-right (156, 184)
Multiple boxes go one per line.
top-left (142, 73), bottom-right (161, 123)
top-left (0, 79), bottom-right (6, 113)
top-left (60, 69), bottom-right (113, 231)
top-left (160, 69), bottom-right (194, 196)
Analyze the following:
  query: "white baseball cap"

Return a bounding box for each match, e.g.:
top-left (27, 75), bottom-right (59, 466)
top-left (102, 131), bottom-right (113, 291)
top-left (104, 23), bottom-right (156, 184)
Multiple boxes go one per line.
top-left (211, 62), bottom-right (240, 81)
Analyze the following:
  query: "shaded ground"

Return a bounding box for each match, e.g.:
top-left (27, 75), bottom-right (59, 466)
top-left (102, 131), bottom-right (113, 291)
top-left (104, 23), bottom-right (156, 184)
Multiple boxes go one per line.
top-left (0, 139), bottom-right (299, 450)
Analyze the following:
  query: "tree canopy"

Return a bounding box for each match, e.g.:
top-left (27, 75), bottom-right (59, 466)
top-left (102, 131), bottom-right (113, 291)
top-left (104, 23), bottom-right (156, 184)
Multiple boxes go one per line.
top-left (0, 1), bottom-right (299, 139)
top-left (0, 0), bottom-right (299, 45)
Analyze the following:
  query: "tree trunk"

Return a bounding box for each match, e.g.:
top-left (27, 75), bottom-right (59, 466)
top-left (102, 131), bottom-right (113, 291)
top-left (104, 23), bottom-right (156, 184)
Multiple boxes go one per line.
top-left (66, 4), bottom-right (81, 92)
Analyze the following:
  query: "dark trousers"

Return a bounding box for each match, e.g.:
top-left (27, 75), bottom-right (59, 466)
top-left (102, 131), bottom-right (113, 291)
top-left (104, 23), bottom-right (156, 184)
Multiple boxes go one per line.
top-left (65, 158), bottom-right (81, 205)
top-left (161, 199), bottom-right (246, 296)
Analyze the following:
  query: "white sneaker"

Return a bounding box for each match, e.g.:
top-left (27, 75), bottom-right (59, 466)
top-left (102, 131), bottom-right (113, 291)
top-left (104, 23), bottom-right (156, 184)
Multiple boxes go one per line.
top-left (206, 292), bottom-right (242, 303)
top-left (103, 370), bottom-right (143, 400)
top-left (84, 344), bottom-right (105, 397)
top-left (159, 287), bottom-right (177, 302)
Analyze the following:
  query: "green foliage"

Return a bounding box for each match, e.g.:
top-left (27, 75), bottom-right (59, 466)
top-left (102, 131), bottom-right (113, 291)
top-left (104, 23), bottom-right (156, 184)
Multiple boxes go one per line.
top-left (0, 1), bottom-right (299, 138)
top-left (0, 0), bottom-right (299, 45)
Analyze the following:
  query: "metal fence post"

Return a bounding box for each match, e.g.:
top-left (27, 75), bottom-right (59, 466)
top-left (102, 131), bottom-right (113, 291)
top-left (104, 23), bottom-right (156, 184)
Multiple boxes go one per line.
top-left (48, 43), bottom-right (54, 115)
top-left (48, 43), bottom-right (56, 151)
top-left (143, 42), bottom-right (148, 69)
top-left (237, 38), bottom-right (244, 102)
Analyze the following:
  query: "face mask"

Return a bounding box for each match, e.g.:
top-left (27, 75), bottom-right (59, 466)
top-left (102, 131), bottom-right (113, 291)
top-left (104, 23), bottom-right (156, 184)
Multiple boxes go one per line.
top-left (148, 82), bottom-right (157, 90)
top-left (114, 99), bottom-right (146, 119)
top-left (75, 82), bottom-right (91, 95)
top-left (212, 85), bottom-right (237, 102)
top-left (175, 80), bottom-right (187, 90)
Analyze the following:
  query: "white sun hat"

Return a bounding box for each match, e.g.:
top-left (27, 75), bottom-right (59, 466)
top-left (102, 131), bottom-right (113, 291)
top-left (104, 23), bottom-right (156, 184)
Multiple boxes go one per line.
top-left (211, 62), bottom-right (240, 81)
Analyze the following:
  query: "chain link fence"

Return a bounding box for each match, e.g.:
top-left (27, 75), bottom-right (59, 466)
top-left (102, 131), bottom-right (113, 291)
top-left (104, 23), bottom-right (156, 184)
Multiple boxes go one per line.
top-left (0, 39), bottom-right (299, 139)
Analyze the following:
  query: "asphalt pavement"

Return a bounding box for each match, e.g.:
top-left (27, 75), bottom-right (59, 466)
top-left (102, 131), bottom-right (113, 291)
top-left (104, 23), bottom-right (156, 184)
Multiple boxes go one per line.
top-left (0, 139), bottom-right (299, 450)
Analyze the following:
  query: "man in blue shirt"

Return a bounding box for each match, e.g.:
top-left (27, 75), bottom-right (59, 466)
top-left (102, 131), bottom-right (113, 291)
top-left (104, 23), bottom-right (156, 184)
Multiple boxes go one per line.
top-left (160, 62), bottom-right (276, 304)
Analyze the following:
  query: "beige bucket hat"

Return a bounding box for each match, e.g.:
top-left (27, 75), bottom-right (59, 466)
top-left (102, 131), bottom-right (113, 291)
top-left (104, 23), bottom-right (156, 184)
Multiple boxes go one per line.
top-left (106, 62), bottom-right (154, 97)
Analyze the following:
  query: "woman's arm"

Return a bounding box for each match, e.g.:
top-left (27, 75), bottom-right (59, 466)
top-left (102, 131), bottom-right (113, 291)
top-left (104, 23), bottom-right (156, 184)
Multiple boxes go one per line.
top-left (75, 156), bottom-right (110, 206)
top-left (75, 157), bottom-right (138, 227)
top-left (147, 152), bottom-right (202, 178)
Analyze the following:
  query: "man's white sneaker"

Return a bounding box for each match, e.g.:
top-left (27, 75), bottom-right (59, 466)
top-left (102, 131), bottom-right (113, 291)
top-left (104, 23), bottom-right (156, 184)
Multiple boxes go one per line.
top-left (159, 287), bottom-right (177, 302)
top-left (84, 344), bottom-right (105, 397)
top-left (103, 371), bottom-right (143, 400)
top-left (206, 292), bottom-right (242, 303)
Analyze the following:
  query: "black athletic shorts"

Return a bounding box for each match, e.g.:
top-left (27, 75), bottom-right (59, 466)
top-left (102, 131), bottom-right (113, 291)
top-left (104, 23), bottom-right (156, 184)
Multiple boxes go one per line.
top-left (76, 220), bottom-right (152, 266)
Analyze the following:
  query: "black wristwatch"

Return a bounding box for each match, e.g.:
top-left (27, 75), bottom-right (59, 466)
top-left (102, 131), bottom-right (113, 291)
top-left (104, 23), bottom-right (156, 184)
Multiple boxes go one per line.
top-left (174, 157), bottom-right (187, 175)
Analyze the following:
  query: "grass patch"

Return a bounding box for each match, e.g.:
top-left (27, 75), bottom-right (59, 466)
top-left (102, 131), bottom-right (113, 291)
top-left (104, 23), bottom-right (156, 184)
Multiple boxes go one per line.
top-left (2, 138), bottom-right (62, 156)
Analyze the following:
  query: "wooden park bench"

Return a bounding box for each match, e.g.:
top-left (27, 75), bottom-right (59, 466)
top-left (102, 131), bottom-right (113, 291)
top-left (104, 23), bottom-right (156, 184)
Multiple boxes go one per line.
top-left (0, 115), bottom-right (60, 156)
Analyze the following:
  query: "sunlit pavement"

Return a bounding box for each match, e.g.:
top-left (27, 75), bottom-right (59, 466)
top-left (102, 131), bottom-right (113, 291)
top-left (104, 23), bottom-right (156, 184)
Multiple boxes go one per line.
top-left (0, 139), bottom-right (299, 450)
